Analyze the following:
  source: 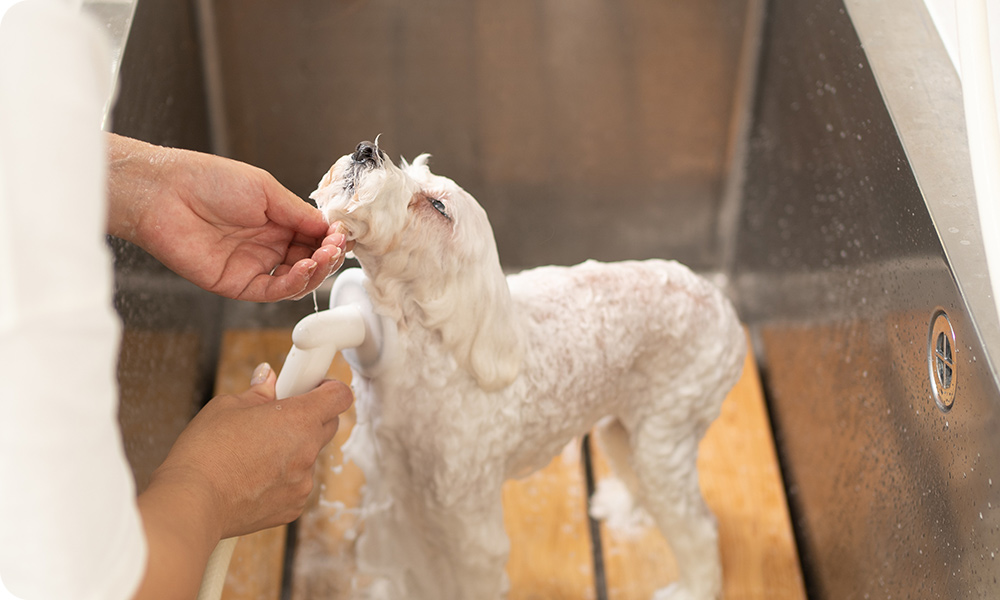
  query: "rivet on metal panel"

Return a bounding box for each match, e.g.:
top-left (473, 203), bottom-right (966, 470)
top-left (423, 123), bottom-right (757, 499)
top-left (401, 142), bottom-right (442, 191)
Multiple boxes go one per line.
top-left (928, 309), bottom-right (957, 412)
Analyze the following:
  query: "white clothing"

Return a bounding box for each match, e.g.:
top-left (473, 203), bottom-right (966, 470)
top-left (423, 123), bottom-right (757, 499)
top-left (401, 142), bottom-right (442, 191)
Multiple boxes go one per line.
top-left (0, 1), bottom-right (146, 598)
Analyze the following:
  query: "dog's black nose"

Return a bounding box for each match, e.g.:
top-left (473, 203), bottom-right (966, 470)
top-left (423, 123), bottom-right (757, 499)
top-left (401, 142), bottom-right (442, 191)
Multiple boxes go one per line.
top-left (353, 141), bottom-right (380, 164)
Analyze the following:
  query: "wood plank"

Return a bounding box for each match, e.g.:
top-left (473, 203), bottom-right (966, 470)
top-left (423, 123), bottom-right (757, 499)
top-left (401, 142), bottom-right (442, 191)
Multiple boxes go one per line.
top-left (700, 337), bottom-right (806, 599)
top-left (502, 439), bottom-right (595, 600)
top-left (219, 527), bottom-right (286, 600)
top-left (593, 336), bottom-right (807, 600)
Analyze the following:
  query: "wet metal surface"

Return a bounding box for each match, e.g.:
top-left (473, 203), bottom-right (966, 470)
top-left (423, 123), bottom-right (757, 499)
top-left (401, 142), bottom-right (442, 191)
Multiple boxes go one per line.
top-left (206, 0), bottom-right (751, 272)
top-left (735, 0), bottom-right (1000, 596)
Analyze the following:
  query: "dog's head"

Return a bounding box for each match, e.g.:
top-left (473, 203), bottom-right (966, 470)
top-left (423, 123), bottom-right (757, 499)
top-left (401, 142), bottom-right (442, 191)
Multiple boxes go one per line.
top-left (310, 140), bottom-right (522, 391)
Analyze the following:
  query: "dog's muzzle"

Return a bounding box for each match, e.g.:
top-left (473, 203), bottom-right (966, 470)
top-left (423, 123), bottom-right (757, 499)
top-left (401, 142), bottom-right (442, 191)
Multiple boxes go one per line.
top-left (352, 141), bottom-right (385, 168)
top-left (342, 140), bottom-right (386, 196)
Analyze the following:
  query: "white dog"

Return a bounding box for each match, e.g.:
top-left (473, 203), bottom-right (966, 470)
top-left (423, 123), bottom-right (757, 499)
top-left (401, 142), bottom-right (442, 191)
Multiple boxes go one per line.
top-left (310, 141), bottom-right (746, 600)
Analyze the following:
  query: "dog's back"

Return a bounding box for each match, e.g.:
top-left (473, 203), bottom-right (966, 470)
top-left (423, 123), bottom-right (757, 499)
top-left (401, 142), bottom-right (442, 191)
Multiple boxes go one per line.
top-left (503, 258), bottom-right (745, 477)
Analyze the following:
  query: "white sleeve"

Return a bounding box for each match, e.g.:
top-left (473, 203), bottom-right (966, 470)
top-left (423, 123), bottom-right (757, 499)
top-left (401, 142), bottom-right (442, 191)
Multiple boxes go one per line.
top-left (0, 1), bottom-right (147, 599)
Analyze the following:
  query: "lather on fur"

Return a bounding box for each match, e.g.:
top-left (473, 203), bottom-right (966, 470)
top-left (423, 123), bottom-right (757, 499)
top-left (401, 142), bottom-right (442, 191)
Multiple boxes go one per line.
top-left (310, 141), bottom-right (746, 600)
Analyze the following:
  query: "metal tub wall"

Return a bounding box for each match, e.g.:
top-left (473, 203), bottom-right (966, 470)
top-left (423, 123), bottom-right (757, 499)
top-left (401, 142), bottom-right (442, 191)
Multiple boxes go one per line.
top-left (735, 0), bottom-right (1000, 597)
top-left (201, 0), bottom-right (752, 272)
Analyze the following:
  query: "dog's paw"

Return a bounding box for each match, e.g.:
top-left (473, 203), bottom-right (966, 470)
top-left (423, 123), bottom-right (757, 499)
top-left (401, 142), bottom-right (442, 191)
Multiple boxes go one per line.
top-left (588, 476), bottom-right (652, 538)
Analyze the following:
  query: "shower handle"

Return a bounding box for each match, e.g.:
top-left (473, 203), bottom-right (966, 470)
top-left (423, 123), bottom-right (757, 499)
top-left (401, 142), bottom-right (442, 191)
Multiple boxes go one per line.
top-left (197, 303), bottom-right (369, 600)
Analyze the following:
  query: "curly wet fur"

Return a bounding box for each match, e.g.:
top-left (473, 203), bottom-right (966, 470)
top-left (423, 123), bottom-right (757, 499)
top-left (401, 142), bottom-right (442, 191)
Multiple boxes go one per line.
top-left (310, 146), bottom-right (746, 600)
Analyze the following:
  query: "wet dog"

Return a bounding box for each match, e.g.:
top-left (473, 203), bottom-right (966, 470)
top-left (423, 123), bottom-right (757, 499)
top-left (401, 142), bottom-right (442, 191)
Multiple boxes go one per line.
top-left (310, 141), bottom-right (746, 600)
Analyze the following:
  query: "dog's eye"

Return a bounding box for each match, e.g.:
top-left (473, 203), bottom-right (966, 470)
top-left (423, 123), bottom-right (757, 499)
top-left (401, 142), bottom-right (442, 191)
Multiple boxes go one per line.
top-left (428, 196), bottom-right (449, 218)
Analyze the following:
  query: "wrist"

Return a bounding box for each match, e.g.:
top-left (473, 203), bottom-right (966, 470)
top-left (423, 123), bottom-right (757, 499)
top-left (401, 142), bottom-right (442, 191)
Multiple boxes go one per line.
top-left (139, 463), bottom-right (226, 548)
top-left (133, 466), bottom-right (226, 600)
top-left (105, 133), bottom-right (173, 245)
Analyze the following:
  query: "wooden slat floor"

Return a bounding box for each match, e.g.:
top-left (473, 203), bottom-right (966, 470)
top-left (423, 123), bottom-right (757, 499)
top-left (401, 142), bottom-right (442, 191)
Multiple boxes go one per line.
top-left (215, 329), bottom-right (805, 600)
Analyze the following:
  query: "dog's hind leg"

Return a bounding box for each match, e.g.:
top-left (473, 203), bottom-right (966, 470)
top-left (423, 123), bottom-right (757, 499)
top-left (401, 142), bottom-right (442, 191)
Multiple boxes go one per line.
top-left (594, 417), bottom-right (640, 495)
top-left (628, 416), bottom-right (722, 600)
top-left (590, 417), bottom-right (654, 534)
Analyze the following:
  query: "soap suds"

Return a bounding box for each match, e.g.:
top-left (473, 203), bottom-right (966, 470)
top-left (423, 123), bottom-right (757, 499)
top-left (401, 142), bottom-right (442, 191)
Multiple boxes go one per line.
top-left (589, 476), bottom-right (654, 540)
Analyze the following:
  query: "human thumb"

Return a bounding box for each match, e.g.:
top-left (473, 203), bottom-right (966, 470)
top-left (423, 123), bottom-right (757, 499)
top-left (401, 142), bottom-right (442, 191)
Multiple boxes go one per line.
top-left (247, 362), bottom-right (277, 402)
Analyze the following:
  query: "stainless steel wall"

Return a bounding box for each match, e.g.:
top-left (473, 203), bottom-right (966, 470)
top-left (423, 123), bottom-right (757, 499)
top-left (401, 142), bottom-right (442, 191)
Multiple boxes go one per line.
top-left (203, 0), bottom-right (752, 271)
top-left (735, 0), bottom-right (1000, 596)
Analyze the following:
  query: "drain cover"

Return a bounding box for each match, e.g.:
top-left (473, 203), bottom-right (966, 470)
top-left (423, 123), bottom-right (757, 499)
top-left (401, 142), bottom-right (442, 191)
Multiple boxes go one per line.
top-left (928, 309), bottom-right (957, 412)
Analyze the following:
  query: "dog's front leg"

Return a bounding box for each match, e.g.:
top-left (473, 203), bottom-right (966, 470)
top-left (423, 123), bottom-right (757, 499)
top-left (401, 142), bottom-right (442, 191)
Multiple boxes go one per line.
top-left (417, 471), bottom-right (511, 600)
top-left (354, 459), bottom-right (510, 600)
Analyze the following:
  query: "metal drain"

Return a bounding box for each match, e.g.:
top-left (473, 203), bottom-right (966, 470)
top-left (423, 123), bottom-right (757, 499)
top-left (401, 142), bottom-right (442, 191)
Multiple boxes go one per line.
top-left (928, 309), bottom-right (957, 412)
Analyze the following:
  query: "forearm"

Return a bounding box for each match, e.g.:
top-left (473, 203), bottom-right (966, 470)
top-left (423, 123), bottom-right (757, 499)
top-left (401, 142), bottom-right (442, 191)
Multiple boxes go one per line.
top-left (103, 132), bottom-right (343, 301)
top-left (105, 132), bottom-right (174, 244)
top-left (133, 470), bottom-right (223, 600)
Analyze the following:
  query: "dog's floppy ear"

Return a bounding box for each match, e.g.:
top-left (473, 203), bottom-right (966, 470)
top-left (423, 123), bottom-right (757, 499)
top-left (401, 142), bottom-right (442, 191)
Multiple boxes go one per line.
top-left (394, 153), bottom-right (522, 390)
top-left (421, 264), bottom-right (522, 391)
top-left (460, 270), bottom-right (523, 391)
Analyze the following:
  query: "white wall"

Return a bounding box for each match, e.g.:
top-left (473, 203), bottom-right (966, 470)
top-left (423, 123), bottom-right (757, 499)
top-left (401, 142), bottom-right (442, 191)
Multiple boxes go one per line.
top-left (924, 0), bottom-right (1000, 83)
top-left (924, 0), bottom-right (1000, 331)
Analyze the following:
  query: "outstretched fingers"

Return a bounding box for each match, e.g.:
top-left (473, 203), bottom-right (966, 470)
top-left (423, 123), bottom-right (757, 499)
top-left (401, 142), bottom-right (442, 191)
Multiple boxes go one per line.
top-left (239, 259), bottom-right (317, 302)
top-left (248, 223), bottom-right (350, 302)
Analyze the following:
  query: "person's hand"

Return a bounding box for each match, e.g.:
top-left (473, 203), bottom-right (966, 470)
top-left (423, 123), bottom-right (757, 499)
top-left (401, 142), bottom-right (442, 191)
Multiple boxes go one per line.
top-left (133, 364), bottom-right (352, 599)
top-left (143, 363), bottom-right (353, 539)
top-left (107, 133), bottom-right (352, 302)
